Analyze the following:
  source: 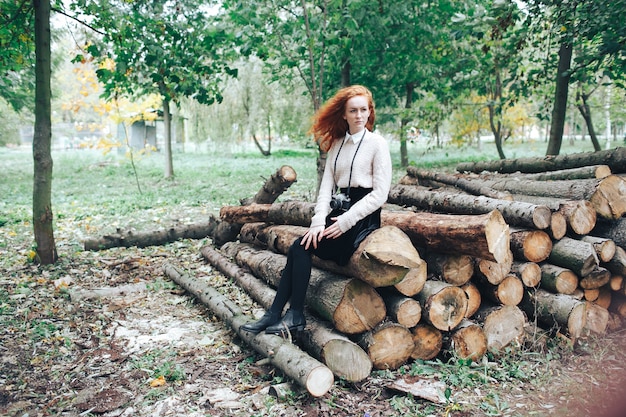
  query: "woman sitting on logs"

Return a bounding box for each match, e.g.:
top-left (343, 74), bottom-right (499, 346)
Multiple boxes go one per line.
top-left (241, 85), bottom-right (393, 336)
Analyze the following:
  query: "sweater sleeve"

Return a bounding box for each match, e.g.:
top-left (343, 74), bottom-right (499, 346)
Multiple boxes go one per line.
top-left (335, 135), bottom-right (392, 233)
top-left (310, 144), bottom-right (340, 229)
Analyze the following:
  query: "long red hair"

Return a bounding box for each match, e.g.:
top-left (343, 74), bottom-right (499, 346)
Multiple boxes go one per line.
top-left (309, 85), bottom-right (376, 152)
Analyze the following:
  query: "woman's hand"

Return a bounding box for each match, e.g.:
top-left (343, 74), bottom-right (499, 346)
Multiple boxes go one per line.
top-left (322, 217), bottom-right (344, 240)
top-left (301, 225), bottom-right (325, 250)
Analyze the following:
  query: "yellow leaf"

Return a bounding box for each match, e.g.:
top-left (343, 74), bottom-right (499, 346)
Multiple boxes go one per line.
top-left (150, 375), bottom-right (166, 387)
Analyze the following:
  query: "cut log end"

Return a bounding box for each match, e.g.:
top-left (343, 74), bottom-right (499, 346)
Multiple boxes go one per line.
top-left (321, 339), bottom-right (372, 383)
top-left (306, 366), bottom-right (335, 397)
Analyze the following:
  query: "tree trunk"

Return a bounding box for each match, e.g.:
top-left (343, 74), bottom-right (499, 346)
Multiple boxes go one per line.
top-left (358, 322), bottom-right (414, 370)
top-left (33, 0), bottom-right (57, 265)
top-left (455, 146), bottom-right (626, 175)
top-left (221, 242), bottom-right (386, 334)
top-left (540, 263), bottom-right (579, 295)
top-left (509, 228), bottom-right (552, 263)
top-left (163, 263), bottom-right (334, 397)
top-left (580, 236), bottom-right (616, 263)
top-left (576, 88), bottom-right (602, 152)
top-left (214, 165), bottom-right (298, 245)
top-left (424, 253), bottom-right (474, 286)
top-left (548, 237), bottom-right (599, 277)
top-left (509, 165), bottom-right (611, 181)
top-left (451, 175), bottom-right (626, 220)
top-left (406, 167), bottom-right (512, 200)
top-left (579, 266), bottom-right (610, 290)
top-left (238, 223), bottom-right (426, 295)
top-left (409, 324), bottom-right (443, 360)
top-left (163, 98), bottom-right (174, 178)
top-left (510, 261), bottom-right (541, 288)
top-left (520, 289), bottom-right (587, 340)
top-left (200, 244), bottom-right (372, 382)
top-left (508, 196), bottom-right (596, 236)
top-left (473, 304), bottom-right (526, 352)
top-left (444, 319), bottom-right (488, 360)
top-left (83, 217), bottom-right (218, 250)
top-left (389, 184), bottom-right (551, 230)
top-left (376, 288), bottom-right (422, 328)
top-left (547, 41), bottom-right (573, 156)
top-left (414, 280), bottom-right (468, 331)
top-left (221, 202), bottom-right (513, 264)
top-left (381, 209), bottom-right (512, 265)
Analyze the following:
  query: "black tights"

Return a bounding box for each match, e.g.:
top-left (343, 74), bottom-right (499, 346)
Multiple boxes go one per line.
top-left (269, 237), bottom-right (312, 315)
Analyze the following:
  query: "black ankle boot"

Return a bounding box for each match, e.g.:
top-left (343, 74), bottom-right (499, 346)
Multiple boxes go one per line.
top-left (241, 311), bottom-right (280, 334)
top-left (265, 309), bottom-right (306, 336)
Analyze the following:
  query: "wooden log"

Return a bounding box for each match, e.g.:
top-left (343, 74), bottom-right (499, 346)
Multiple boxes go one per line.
top-left (503, 165), bottom-right (612, 181)
top-left (214, 165), bottom-right (298, 245)
top-left (604, 246), bottom-right (626, 276)
top-left (222, 242), bottom-right (386, 334)
top-left (594, 286), bottom-right (612, 309)
top-left (609, 293), bottom-right (626, 318)
top-left (474, 304), bottom-right (527, 351)
top-left (584, 302), bottom-right (609, 335)
top-left (609, 274), bottom-right (624, 292)
top-left (509, 228), bottom-right (552, 263)
top-left (424, 252), bottom-right (474, 286)
top-left (239, 223), bottom-right (427, 296)
top-left (520, 289), bottom-right (587, 339)
top-left (358, 322), bottom-right (415, 370)
top-left (83, 216), bottom-right (218, 250)
top-left (510, 261), bottom-right (541, 288)
top-left (581, 236), bottom-right (616, 263)
top-left (461, 282), bottom-right (482, 318)
top-left (444, 319), bottom-right (488, 360)
top-left (388, 184), bottom-right (551, 230)
top-left (540, 263), bottom-right (579, 295)
top-left (220, 202), bottom-right (513, 264)
top-left (593, 217), bottom-right (626, 249)
top-left (579, 266), bottom-right (611, 290)
top-left (200, 244), bottom-right (373, 382)
top-left (583, 288), bottom-right (600, 302)
top-left (406, 167), bottom-right (512, 200)
top-left (409, 323), bottom-right (443, 360)
top-left (377, 288), bottom-right (422, 328)
top-left (414, 280), bottom-right (468, 331)
top-left (382, 209), bottom-right (512, 264)
top-left (548, 211), bottom-right (567, 240)
top-left (459, 175), bottom-right (626, 220)
top-left (163, 263), bottom-right (334, 397)
top-left (509, 196), bottom-right (596, 237)
top-left (548, 237), bottom-right (599, 277)
top-left (478, 274), bottom-right (524, 306)
top-left (474, 257), bottom-right (512, 285)
top-left (455, 146), bottom-right (626, 174)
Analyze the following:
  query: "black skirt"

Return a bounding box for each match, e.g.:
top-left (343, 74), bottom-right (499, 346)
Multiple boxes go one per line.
top-left (312, 187), bottom-right (381, 266)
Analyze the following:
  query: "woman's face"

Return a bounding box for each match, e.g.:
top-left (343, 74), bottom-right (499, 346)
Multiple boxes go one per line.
top-left (343, 95), bottom-right (370, 134)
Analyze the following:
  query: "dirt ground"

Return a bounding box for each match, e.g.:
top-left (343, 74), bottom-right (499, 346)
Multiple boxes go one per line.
top-left (2, 236), bottom-right (626, 417)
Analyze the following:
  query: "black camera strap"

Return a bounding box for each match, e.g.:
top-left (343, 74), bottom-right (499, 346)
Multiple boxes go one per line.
top-left (333, 129), bottom-right (366, 198)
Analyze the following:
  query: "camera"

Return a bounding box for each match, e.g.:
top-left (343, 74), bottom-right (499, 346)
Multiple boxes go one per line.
top-left (330, 193), bottom-right (351, 211)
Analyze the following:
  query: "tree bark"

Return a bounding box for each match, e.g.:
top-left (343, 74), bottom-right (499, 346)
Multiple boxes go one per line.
top-left (456, 147), bottom-right (626, 175)
top-left (200, 244), bottom-right (372, 382)
top-left (409, 324), bottom-right (443, 360)
top-left (163, 263), bottom-right (334, 397)
top-left (214, 165), bottom-right (298, 245)
top-left (33, 0), bottom-right (57, 265)
top-left (238, 223), bottom-right (426, 296)
top-left (520, 289), bottom-right (587, 340)
top-left (388, 184), bottom-right (551, 230)
top-left (540, 263), bottom-right (579, 295)
top-left (593, 217), bottom-right (626, 249)
top-left (509, 228), bottom-right (552, 263)
top-left (473, 304), bottom-right (527, 352)
top-left (381, 209), bottom-right (512, 265)
top-left (83, 217), bottom-right (218, 250)
top-left (604, 246), bottom-right (626, 276)
top-left (414, 280), bottom-right (468, 331)
top-left (548, 237), bottom-right (599, 277)
top-left (406, 167), bottom-right (512, 200)
top-left (221, 242), bottom-right (386, 334)
top-left (579, 266), bottom-right (611, 290)
top-left (449, 175), bottom-right (626, 220)
top-left (221, 202), bottom-right (512, 264)
top-left (358, 322), bottom-right (415, 370)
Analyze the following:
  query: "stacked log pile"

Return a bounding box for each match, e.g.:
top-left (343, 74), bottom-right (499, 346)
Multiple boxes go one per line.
top-left (199, 148), bottom-right (626, 389)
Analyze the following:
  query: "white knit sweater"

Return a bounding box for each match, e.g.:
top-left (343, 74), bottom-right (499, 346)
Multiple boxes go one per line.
top-left (310, 128), bottom-right (392, 233)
